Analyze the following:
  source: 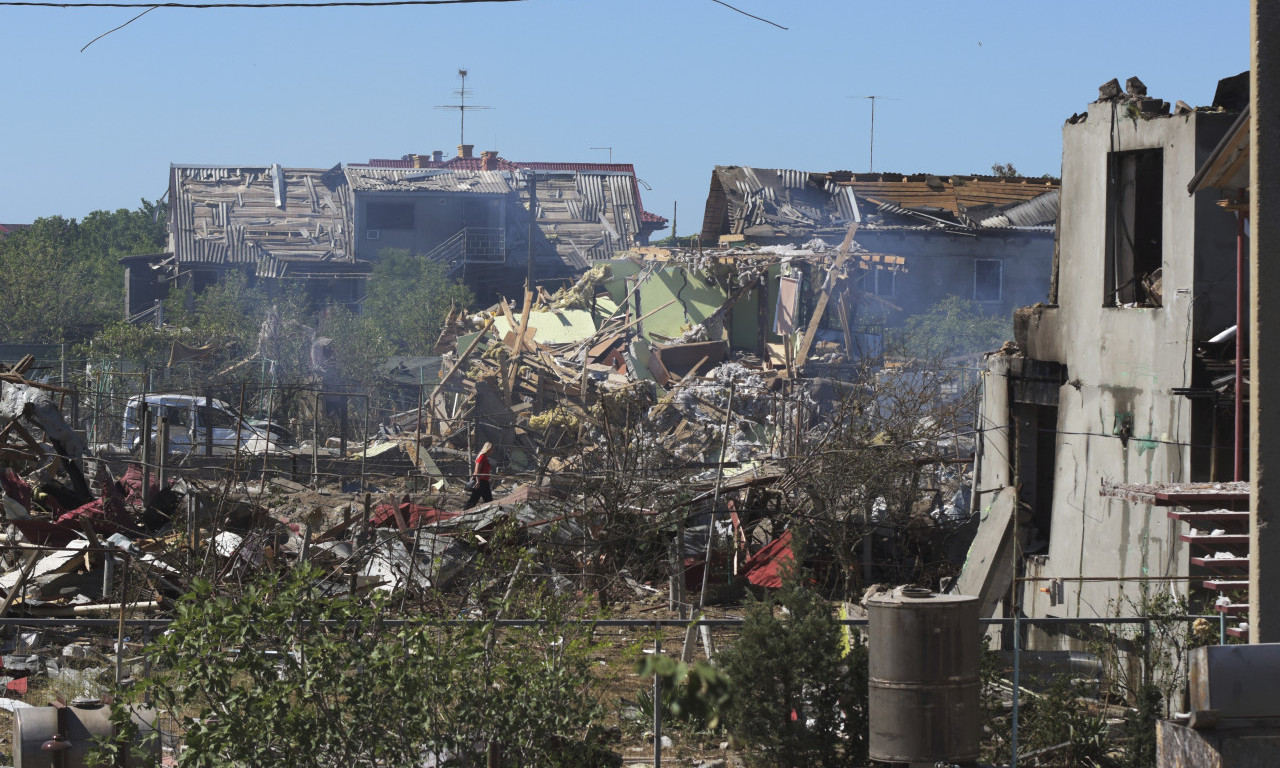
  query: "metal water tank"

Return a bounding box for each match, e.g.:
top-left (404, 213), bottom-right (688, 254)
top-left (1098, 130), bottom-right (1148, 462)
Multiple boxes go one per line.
top-left (868, 587), bottom-right (980, 765)
top-left (13, 699), bottom-right (159, 768)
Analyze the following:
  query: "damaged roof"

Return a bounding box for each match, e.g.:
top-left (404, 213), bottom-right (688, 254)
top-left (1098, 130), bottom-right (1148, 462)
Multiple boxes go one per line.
top-left (169, 164), bottom-right (358, 274)
top-left (700, 165), bottom-right (1060, 244)
top-left (344, 166), bottom-right (515, 195)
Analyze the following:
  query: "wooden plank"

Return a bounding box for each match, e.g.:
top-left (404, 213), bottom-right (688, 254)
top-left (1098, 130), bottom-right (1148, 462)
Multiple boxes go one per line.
top-left (795, 221), bottom-right (859, 369)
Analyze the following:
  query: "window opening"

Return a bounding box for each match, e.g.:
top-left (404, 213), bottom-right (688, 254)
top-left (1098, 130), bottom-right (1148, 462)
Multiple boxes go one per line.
top-left (1106, 149), bottom-right (1163, 307)
top-left (974, 259), bottom-right (1003, 302)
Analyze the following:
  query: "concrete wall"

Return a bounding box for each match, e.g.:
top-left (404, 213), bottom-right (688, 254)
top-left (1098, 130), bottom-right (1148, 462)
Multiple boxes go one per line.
top-left (971, 103), bottom-right (1240, 643)
top-left (853, 229), bottom-right (1053, 323)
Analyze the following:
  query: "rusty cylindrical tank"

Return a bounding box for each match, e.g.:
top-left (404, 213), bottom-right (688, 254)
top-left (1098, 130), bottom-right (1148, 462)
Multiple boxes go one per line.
top-left (13, 699), bottom-right (159, 768)
top-left (867, 587), bottom-right (980, 765)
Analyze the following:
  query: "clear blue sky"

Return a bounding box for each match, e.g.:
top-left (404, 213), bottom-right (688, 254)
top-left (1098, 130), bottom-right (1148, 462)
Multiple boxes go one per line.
top-left (0, 0), bottom-right (1250, 234)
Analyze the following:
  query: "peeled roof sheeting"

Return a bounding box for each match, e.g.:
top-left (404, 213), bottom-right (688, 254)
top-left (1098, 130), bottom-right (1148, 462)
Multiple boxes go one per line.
top-left (979, 189), bottom-right (1060, 228)
top-left (170, 165), bottom-right (352, 265)
top-left (344, 167), bottom-right (513, 194)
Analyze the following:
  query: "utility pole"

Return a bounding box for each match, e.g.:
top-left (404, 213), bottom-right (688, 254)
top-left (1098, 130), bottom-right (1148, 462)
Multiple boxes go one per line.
top-left (434, 69), bottom-right (492, 147)
top-left (1250, 0), bottom-right (1280, 643)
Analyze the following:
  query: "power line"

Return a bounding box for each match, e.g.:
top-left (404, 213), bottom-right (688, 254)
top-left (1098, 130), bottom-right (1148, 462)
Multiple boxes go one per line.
top-left (4, 0), bottom-right (527, 7)
top-left (706, 0), bottom-right (786, 30)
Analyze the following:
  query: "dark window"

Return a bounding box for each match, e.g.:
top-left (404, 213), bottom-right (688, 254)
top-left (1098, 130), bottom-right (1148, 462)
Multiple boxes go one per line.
top-left (871, 265), bottom-right (896, 297)
top-left (974, 260), bottom-right (1003, 302)
top-left (1106, 149), bottom-right (1163, 307)
top-left (366, 202), bottom-right (415, 230)
top-left (197, 407), bottom-right (236, 429)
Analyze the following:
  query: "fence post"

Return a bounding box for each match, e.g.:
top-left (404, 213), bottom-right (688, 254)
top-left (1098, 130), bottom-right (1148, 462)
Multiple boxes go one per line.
top-left (653, 632), bottom-right (662, 768)
top-left (1011, 614), bottom-right (1020, 768)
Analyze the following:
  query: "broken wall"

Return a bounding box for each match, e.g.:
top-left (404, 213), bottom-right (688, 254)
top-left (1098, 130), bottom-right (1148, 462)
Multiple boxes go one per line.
top-left (970, 101), bottom-right (1241, 646)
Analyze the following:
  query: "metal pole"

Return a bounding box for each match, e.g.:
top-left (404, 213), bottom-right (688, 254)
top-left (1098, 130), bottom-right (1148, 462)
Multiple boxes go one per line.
top-left (653, 634), bottom-right (662, 768)
top-left (360, 395), bottom-right (369, 494)
top-left (415, 381), bottom-right (424, 483)
top-left (140, 405), bottom-right (152, 509)
top-left (527, 171), bottom-right (537, 289)
top-left (312, 392), bottom-right (320, 489)
top-left (682, 381), bottom-right (735, 663)
top-left (204, 388), bottom-right (214, 457)
top-left (156, 417), bottom-right (169, 493)
top-left (115, 555), bottom-right (129, 685)
top-left (1011, 611), bottom-right (1020, 768)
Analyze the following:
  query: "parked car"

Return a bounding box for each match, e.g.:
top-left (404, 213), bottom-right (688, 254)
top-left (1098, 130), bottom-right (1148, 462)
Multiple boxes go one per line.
top-left (122, 394), bottom-right (290, 454)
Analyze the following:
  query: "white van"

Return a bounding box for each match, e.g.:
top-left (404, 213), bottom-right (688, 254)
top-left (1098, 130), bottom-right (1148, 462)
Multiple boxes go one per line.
top-left (122, 394), bottom-right (289, 454)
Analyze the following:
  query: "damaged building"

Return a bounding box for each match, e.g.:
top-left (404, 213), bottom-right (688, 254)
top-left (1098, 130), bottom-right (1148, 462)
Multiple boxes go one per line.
top-left (122, 148), bottom-right (667, 315)
top-left (699, 165), bottom-right (1060, 322)
top-left (957, 75), bottom-right (1248, 642)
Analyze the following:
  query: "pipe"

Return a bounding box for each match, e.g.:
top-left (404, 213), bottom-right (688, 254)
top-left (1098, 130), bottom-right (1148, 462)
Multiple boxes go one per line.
top-left (1236, 207), bottom-right (1246, 481)
top-left (29, 601), bottom-right (161, 617)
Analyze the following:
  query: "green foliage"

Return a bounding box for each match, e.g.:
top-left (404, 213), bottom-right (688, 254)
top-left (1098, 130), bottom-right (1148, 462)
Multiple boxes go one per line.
top-left (316, 305), bottom-right (395, 392)
top-left (0, 200), bottom-right (166, 342)
top-left (717, 570), bottom-right (869, 766)
top-left (980, 640), bottom-right (1116, 767)
top-left (634, 653), bottom-right (733, 731)
top-left (100, 564), bottom-right (613, 768)
top-left (362, 248), bottom-right (474, 354)
top-left (991, 162), bottom-right (1020, 178)
top-left (896, 295), bottom-right (1012, 359)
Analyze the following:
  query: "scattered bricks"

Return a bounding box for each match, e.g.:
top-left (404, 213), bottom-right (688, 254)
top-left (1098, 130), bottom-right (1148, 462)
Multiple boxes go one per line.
top-left (1098, 78), bottom-right (1123, 101)
top-left (1125, 75), bottom-right (1148, 98)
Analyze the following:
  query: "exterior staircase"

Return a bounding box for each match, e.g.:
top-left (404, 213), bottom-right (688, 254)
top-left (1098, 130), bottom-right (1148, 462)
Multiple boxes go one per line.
top-left (1164, 491), bottom-right (1252, 638)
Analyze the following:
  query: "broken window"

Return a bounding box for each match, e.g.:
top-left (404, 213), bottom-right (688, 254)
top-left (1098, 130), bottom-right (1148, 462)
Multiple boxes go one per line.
top-left (973, 259), bottom-right (1003, 302)
top-left (366, 202), bottom-right (415, 230)
top-left (871, 265), bottom-right (895, 297)
top-left (1105, 149), bottom-right (1163, 307)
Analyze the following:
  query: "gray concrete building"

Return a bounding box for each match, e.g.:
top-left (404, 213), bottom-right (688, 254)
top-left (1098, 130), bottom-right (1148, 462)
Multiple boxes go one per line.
top-left (959, 77), bottom-right (1246, 644)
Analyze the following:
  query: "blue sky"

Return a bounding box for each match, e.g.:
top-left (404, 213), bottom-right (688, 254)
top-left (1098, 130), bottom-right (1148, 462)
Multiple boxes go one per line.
top-left (0, 0), bottom-right (1250, 234)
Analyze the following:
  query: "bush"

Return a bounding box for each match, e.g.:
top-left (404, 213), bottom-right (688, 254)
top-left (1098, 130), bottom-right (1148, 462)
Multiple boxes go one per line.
top-left (717, 573), bottom-right (868, 767)
top-left (100, 564), bottom-right (613, 767)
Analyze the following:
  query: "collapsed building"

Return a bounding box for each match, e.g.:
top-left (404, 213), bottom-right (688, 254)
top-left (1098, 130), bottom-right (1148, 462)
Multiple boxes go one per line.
top-left (699, 165), bottom-right (1060, 322)
top-left (121, 148), bottom-right (668, 317)
top-left (957, 74), bottom-right (1250, 643)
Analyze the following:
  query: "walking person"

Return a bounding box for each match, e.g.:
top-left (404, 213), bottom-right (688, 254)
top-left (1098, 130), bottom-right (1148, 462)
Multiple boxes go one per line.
top-left (464, 441), bottom-right (494, 509)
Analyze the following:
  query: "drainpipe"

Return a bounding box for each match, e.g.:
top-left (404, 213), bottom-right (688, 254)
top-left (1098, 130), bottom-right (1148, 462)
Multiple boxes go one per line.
top-left (1236, 205), bottom-right (1246, 482)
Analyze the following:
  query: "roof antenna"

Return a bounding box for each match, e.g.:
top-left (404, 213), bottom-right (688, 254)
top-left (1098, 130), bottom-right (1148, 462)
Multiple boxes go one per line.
top-left (847, 95), bottom-right (900, 173)
top-left (435, 69), bottom-right (493, 148)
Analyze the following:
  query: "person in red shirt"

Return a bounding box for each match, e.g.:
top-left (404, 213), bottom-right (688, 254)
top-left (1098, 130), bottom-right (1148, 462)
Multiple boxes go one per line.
top-left (464, 441), bottom-right (494, 509)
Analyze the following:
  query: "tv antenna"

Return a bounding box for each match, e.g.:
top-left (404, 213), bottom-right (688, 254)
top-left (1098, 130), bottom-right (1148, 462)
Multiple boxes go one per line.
top-left (435, 69), bottom-right (492, 147)
top-left (847, 95), bottom-right (899, 172)
top-left (590, 146), bottom-right (613, 163)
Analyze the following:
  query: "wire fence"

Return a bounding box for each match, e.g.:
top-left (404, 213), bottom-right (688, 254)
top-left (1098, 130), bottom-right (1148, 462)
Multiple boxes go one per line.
top-left (0, 611), bottom-right (1220, 767)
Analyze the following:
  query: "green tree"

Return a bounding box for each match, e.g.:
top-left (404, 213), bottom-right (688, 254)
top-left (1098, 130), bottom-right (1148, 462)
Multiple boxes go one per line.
top-left (896, 296), bottom-right (1012, 359)
top-left (362, 248), bottom-right (473, 354)
top-left (101, 564), bottom-right (613, 767)
top-left (990, 162), bottom-right (1020, 178)
top-left (0, 201), bottom-right (166, 341)
top-left (718, 566), bottom-right (869, 766)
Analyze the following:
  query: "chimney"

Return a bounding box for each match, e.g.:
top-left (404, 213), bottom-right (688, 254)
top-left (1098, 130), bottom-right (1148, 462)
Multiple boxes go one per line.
top-left (480, 150), bottom-right (498, 171)
top-left (409, 154), bottom-right (426, 168)
top-left (432, 150), bottom-right (443, 163)
top-left (457, 144), bottom-right (474, 159)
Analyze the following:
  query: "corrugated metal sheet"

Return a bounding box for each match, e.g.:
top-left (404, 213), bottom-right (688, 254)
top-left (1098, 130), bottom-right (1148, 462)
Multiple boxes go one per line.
top-left (344, 167), bottom-right (513, 195)
top-left (170, 165), bottom-right (353, 267)
top-left (978, 189), bottom-right (1060, 228)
